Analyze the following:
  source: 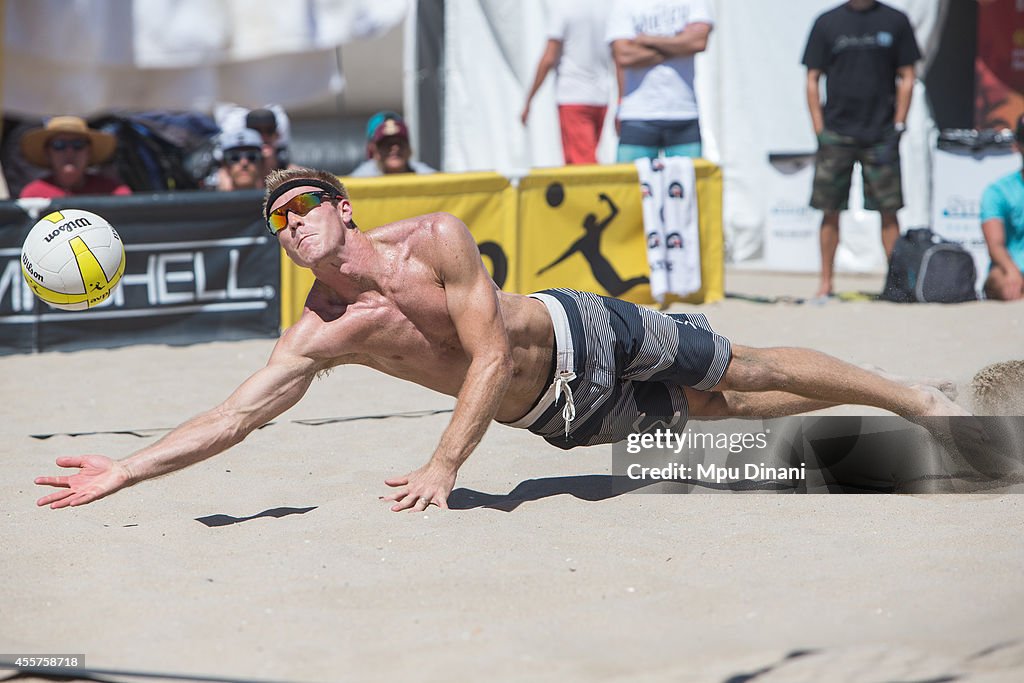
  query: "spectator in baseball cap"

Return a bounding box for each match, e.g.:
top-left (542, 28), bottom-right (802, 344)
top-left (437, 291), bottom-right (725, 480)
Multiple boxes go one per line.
top-left (215, 127), bottom-right (265, 191)
top-left (348, 111), bottom-right (436, 177)
top-left (246, 106), bottom-right (296, 172)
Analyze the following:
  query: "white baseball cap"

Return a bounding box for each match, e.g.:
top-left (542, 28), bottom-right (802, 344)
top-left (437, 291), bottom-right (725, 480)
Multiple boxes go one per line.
top-left (218, 127), bottom-right (262, 152)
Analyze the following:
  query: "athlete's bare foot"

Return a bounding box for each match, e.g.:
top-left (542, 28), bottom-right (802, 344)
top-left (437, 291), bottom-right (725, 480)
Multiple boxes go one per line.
top-left (915, 384), bottom-right (972, 417)
top-left (863, 364), bottom-right (958, 402)
top-left (906, 386), bottom-right (990, 468)
top-left (814, 284), bottom-right (833, 299)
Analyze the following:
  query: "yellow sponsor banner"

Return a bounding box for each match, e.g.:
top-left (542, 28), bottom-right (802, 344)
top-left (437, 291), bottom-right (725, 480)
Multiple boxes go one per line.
top-left (280, 165), bottom-right (723, 329)
top-left (280, 172), bottom-right (517, 329)
top-left (517, 161), bottom-right (723, 305)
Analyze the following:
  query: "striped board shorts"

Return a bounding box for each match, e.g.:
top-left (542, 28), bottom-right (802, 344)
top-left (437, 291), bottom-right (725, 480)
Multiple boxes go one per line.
top-left (503, 288), bottom-right (732, 449)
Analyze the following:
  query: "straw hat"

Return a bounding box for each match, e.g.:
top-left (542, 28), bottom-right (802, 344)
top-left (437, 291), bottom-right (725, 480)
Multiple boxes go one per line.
top-left (20, 116), bottom-right (118, 167)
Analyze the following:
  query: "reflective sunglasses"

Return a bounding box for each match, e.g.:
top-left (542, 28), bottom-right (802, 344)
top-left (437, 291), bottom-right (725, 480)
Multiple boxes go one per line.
top-left (267, 191), bottom-right (341, 235)
top-left (49, 138), bottom-right (89, 152)
top-left (225, 149), bottom-right (261, 165)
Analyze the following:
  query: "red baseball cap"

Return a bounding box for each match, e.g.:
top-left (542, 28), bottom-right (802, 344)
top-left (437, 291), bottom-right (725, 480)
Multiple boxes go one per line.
top-left (371, 118), bottom-right (409, 144)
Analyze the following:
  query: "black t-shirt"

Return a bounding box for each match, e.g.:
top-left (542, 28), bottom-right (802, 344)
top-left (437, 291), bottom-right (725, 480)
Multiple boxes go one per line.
top-left (802, 1), bottom-right (921, 141)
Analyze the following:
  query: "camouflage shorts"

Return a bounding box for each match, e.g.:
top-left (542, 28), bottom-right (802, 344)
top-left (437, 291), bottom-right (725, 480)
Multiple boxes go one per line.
top-left (810, 128), bottom-right (904, 212)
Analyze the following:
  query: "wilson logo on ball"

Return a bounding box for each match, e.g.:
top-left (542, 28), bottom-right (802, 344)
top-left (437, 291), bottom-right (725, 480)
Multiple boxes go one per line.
top-left (42, 216), bottom-right (93, 243)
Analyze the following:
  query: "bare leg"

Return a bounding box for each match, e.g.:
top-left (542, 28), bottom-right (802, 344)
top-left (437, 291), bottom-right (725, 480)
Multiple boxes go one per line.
top-left (686, 387), bottom-right (836, 419)
top-left (862, 364), bottom-right (957, 401)
top-left (714, 345), bottom-right (969, 417)
top-left (817, 211), bottom-right (840, 298)
top-left (688, 367), bottom-right (958, 419)
top-left (880, 210), bottom-right (899, 260)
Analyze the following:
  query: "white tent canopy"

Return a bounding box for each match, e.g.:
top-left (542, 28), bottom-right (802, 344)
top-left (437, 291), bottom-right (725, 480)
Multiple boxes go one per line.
top-left (3, 0), bottom-right (408, 115)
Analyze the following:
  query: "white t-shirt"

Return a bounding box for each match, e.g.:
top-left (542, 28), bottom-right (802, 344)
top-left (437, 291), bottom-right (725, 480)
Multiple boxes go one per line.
top-left (605, 0), bottom-right (713, 121)
top-left (547, 0), bottom-right (614, 106)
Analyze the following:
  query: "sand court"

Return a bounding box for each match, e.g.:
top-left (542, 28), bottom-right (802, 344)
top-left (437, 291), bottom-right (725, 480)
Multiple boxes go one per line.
top-left (3, 271), bottom-right (1024, 682)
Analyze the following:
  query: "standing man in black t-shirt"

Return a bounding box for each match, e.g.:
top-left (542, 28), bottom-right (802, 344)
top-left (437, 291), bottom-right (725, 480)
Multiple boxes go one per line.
top-left (802, 0), bottom-right (921, 298)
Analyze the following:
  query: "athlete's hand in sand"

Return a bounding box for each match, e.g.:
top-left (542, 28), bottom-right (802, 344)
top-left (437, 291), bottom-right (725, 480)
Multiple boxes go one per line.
top-left (382, 462), bottom-right (456, 512)
top-left (35, 455), bottom-right (131, 509)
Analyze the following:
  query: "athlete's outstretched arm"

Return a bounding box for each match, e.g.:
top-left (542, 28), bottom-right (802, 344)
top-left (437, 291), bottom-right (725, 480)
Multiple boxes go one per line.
top-left (35, 340), bottom-right (323, 509)
top-left (384, 214), bottom-right (514, 511)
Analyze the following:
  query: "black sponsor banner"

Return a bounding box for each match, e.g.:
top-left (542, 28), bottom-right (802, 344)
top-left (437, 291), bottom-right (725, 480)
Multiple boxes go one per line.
top-left (0, 190), bottom-right (279, 354)
top-left (0, 202), bottom-right (36, 353)
top-left (613, 416), bottom-right (1024, 494)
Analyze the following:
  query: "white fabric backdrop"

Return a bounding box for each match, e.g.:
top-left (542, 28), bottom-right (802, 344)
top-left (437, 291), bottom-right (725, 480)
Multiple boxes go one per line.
top-left (436, 0), bottom-right (950, 272)
top-left (3, 0), bottom-right (408, 115)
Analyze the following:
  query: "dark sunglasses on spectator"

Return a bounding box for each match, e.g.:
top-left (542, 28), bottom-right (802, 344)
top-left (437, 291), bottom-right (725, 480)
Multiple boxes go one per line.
top-left (49, 139), bottom-right (89, 152)
top-left (375, 136), bottom-right (407, 149)
top-left (225, 149), bottom-right (261, 165)
top-left (267, 191), bottom-right (342, 234)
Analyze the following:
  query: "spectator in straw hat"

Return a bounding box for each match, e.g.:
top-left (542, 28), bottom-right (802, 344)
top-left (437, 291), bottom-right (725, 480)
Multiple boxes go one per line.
top-left (19, 116), bottom-right (131, 199)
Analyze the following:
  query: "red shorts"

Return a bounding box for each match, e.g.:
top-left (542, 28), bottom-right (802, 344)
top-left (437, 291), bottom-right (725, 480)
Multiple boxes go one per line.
top-left (558, 104), bottom-right (607, 165)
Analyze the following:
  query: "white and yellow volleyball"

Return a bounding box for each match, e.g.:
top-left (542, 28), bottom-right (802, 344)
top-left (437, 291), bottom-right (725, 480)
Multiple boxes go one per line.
top-left (21, 209), bottom-right (126, 311)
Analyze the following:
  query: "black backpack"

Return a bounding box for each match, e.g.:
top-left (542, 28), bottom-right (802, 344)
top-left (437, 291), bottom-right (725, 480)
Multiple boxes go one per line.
top-left (880, 228), bottom-right (978, 303)
top-left (91, 113), bottom-right (218, 191)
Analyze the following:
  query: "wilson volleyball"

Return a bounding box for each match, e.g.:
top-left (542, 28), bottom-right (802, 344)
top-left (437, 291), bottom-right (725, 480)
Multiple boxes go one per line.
top-left (21, 209), bottom-right (126, 311)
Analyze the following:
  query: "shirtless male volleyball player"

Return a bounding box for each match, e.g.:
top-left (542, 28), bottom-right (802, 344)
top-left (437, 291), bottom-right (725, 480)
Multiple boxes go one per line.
top-left (35, 168), bottom-right (967, 513)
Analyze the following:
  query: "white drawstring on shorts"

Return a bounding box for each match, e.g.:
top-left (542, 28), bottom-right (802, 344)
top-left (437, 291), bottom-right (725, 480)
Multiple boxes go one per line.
top-left (553, 370), bottom-right (577, 437)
